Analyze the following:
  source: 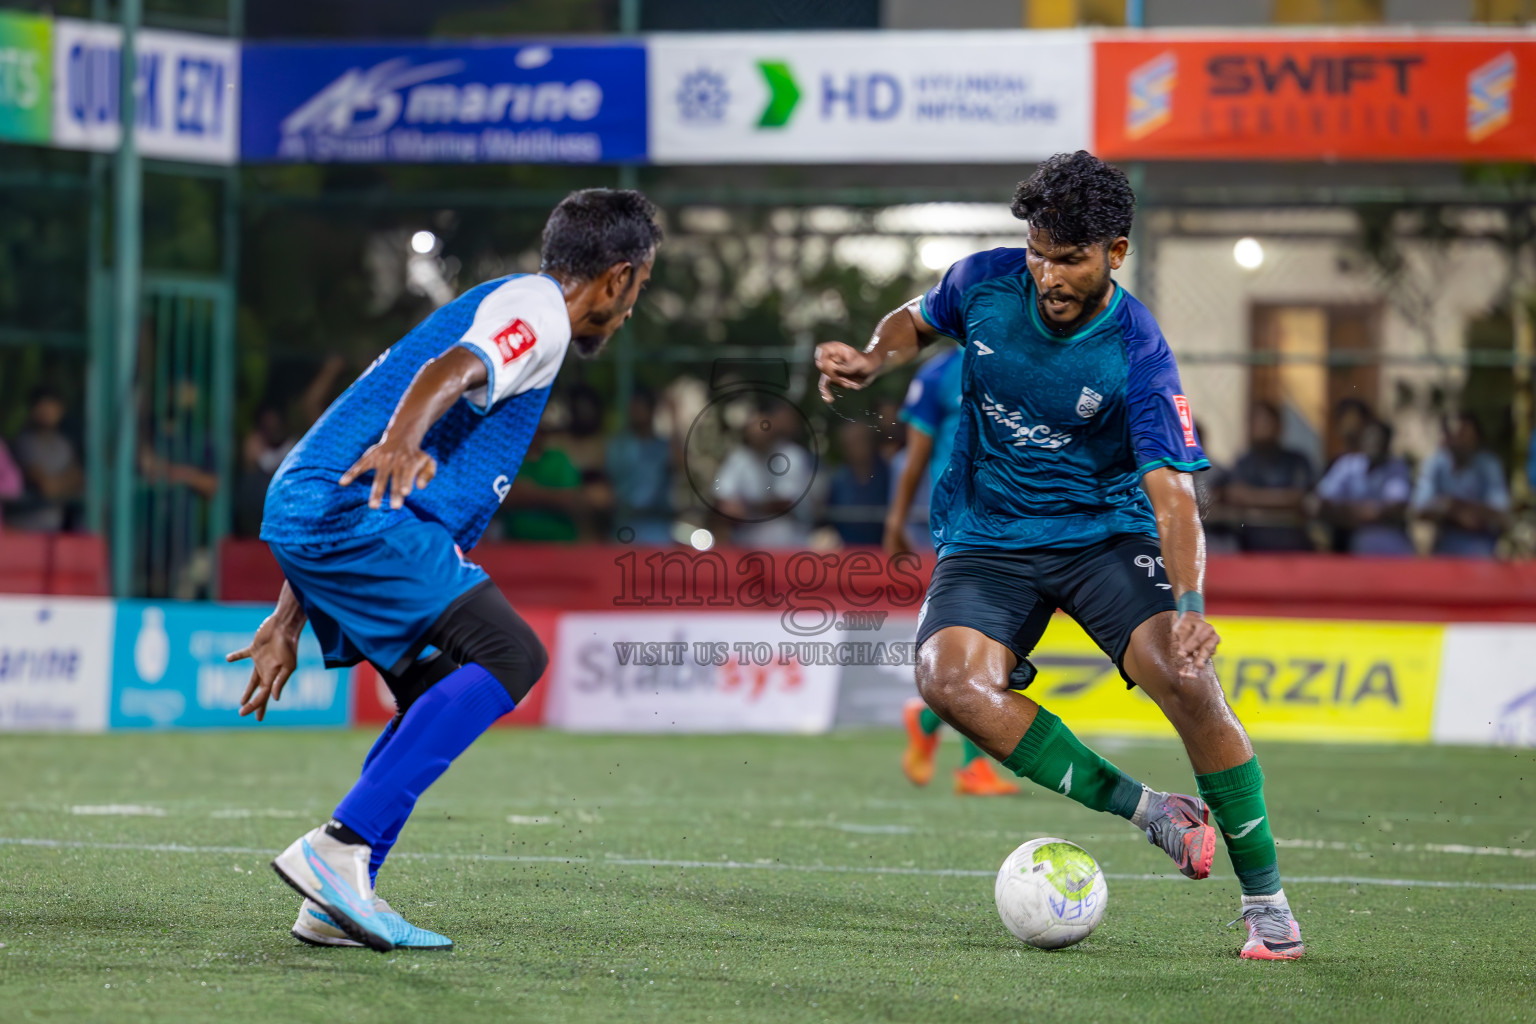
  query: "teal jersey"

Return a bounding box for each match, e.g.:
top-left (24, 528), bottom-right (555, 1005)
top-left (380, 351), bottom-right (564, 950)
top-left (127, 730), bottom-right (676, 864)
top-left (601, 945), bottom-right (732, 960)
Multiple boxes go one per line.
top-left (920, 248), bottom-right (1208, 555)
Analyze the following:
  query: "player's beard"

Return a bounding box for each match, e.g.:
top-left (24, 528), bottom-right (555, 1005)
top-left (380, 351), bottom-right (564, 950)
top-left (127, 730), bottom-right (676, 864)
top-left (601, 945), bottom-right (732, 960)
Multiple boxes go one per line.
top-left (570, 334), bottom-right (609, 359)
top-left (1036, 273), bottom-right (1113, 336)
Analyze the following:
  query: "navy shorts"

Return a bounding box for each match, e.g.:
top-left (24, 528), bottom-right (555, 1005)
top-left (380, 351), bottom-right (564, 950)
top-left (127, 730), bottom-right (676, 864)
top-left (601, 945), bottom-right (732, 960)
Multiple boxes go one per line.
top-left (915, 534), bottom-right (1176, 688)
top-left (269, 517), bottom-right (489, 673)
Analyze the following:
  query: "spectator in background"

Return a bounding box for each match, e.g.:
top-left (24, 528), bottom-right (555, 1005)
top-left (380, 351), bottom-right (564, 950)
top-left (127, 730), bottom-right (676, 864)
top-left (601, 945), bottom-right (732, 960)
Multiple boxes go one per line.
top-left (9, 387), bottom-right (83, 532)
top-left (606, 387), bottom-right (675, 545)
top-left (0, 437), bottom-right (22, 527)
top-left (235, 355), bottom-right (348, 537)
top-left (1224, 401), bottom-right (1315, 552)
top-left (714, 399), bottom-right (815, 548)
top-left (1315, 417), bottom-right (1415, 555)
top-left (825, 420), bottom-right (890, 545)
top-left (1189, 419), bottom-right (1238, 555)
top-left (1413, 412), bottom-right (1509, 558)
top-left (235, 405), bottom-right (297, 537)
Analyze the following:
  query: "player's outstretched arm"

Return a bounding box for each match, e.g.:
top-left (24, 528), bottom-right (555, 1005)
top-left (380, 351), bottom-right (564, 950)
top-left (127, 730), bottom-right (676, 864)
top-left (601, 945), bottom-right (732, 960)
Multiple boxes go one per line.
top-left (339, 346), bottom-right (489, 510)
top-left (816, 298), bottom-right (937, 403)
top-left (226, 581), bottom-right (307, 722)
top-left (1144, 467), bottom-right (1220, 681)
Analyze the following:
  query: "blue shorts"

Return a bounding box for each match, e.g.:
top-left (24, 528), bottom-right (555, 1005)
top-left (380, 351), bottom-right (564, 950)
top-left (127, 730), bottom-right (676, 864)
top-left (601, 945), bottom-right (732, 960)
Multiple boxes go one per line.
top-left (269, 517), bottom-right (489, 673)
top-left (915, 533), bottom-right (1175, 688)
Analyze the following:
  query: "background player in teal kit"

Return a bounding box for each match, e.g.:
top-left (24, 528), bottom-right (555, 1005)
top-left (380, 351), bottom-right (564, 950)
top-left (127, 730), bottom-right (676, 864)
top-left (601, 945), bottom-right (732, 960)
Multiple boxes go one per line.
top-left (816, 152), bottom-right (1303, 960)
top-left (885, 347), bottom-right (1021, 797)
top-left (227, 189), bottom-right (662, 953)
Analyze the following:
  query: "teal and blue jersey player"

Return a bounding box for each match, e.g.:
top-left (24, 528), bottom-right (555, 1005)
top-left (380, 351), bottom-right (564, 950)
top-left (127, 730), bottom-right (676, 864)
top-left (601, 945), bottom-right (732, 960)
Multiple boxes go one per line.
top-left (888, 347), bottom-right (1022, 797)
top-left (229, 189), bottom-right (663, 953)
top-left (816, 152), bottom-right (1303, 961)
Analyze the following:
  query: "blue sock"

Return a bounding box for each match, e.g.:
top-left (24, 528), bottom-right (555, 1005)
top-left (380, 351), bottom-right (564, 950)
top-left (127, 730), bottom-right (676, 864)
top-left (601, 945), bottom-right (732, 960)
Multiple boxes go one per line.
top-left (358, 717), bottom-right (402, 887)
top-left (334, 663), bottom-right (514, 848)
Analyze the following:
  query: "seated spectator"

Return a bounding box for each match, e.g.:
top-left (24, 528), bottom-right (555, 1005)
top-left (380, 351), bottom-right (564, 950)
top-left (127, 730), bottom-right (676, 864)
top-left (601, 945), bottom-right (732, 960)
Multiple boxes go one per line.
top-left (714, 399), bottom-right (815, 548)
top-left (8, 387), bottom-right (83, 532)
top-left (825, 421), bottom-right (890, 546)
top-left (1188, 419), bottom-right (1238, 555)
top-left (235, 405), bottom-right (297, 538)
top-left (1413, 412), bottom-right (1509, 558)
top-left (1224, 401), bottom-right (1315, 552)
top-left (0, 437), bottom-right (22, 527)
top-left (1315, 418), bottom-right (1415, 555)
top-left (605, 387), bottom-right (675, 545)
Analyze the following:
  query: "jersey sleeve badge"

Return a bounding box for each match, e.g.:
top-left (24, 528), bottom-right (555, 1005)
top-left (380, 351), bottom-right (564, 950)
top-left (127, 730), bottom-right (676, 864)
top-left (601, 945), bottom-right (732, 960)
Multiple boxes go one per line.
top-left (493, 318), bottom-right (538, 365)
top-left (1173, 395), bottom-right (1196, 447)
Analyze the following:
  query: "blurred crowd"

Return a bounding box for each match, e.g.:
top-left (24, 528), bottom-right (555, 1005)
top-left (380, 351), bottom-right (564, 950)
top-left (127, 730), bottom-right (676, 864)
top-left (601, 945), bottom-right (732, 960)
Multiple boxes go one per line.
top-left (1200, 400), bottom-right (1514, 559)
top-left (2, 362), bottom-right (1533, 564)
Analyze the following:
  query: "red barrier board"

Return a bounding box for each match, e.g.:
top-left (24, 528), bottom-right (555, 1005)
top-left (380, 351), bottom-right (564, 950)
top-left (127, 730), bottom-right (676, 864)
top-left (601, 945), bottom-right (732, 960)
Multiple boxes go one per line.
top-left (1095, 34), bottom-right (1536, 161)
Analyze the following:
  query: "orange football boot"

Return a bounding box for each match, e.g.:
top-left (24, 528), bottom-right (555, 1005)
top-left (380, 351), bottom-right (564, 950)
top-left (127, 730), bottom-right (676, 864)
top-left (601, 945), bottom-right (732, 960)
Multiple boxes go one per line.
top-left (900, 698), bottom-right (940, 787)
top-left (953, 757), bottom-right (1021, 796)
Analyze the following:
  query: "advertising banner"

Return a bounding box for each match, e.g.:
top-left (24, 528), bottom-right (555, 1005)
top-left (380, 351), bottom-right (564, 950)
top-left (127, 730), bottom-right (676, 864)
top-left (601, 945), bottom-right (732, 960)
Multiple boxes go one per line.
top-left (0, 10), bottom-right (51, 145)
top-left (110, 601), bottom-right (349, 729)
top-left (1095, 34), bottom-right (1536, 161)
top-left (52, 18), bottom-right (239, 163)
top-left (1023, 614), bottom-right (1441, 743)
top-left (649, 31), bottom-right (1091, 164)
top-left (241, 41), bottom-right (645, 164)
top-left (546, 612), bottom-right (860, 733)
top-left (1433, 625), bottom-right (1536, 747)
top-left (0, 596), bottom-right (113, 732)
top-left (825, 612), bottom-right (1442, 744)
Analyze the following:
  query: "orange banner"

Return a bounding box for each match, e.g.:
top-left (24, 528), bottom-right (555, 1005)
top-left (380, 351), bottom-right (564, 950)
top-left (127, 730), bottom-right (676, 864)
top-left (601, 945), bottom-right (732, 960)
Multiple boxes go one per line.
top-left (1095, 35), bottom-right (1536, 161)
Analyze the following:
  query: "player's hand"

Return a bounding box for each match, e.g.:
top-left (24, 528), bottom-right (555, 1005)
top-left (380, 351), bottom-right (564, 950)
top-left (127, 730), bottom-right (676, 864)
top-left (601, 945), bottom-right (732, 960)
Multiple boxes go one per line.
top-left (1171, 610), bottom-right (1220, 681)
top-left (226, 614), bottom-right (302, 722)
top-left (882, 516), bottom-right (913, 557)
top-left (815, 342), bottom-right (878, 403)
top-left (339, 437), bottom-right (438, 510)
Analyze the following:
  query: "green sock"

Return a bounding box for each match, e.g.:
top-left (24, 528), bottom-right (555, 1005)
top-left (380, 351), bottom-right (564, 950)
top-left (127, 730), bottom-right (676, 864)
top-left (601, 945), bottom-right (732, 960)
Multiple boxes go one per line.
top-left (917, 707), bottom-right (943, 735)
top-left (1001, 707), bottom-right (1145, 819)
top-left (1196, 756), bottom-right (1282, 896)
top-left (960, 737), bottom-right (985, 765)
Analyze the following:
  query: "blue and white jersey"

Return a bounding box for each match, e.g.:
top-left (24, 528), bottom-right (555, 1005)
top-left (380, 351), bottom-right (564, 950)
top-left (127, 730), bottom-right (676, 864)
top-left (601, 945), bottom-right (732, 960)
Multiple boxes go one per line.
top-left (261, 273), bottom-right (571, 551)
top-left (920, 248), bottom-right (1208, 555)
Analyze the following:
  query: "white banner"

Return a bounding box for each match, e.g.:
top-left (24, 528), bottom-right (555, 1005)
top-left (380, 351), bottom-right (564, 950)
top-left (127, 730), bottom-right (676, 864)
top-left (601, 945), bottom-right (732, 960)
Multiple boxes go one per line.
top-left (1434, 625), bottom-right (1536, 747)
top-left (53, 18), bottom-right (238, 164)
top-left (648, 31), bottom-right (1091, 164)
top-left (0, 596), bottom-right (114, 732)
top-left (546, 613), bottom-right (855, 733)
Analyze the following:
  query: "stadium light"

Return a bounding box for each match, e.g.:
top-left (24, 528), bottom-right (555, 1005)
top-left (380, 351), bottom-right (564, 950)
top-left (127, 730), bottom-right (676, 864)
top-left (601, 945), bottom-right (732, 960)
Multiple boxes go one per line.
top-left (919, 238), bottom-right (971, 272)
top-left (689, 527), bottom-right (715, 551)
top-left (1233, 237), bottom-right (1264, 270)
top-left (410, 230), bottom-right (438, 255)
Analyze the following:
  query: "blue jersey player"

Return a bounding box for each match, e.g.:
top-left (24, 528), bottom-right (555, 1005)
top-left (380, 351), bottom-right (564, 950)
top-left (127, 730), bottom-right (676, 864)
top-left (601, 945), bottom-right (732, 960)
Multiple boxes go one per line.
top-left (815, 153), bottom-right (1302, 960)
top-left (227, 189), bottom-right (662, 953)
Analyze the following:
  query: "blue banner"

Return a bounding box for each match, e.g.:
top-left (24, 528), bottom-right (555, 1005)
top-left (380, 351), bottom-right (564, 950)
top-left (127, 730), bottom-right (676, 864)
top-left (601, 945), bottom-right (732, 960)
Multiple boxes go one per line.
top-left (110, 602), bottom-right (350, 729)
top-left (241, 41), bottom-right (646, 164)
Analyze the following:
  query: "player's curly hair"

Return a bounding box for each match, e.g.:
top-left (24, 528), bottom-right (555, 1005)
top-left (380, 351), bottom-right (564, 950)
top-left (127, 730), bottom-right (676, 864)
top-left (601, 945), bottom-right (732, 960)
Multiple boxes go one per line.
top-left (1011, 151), bottom-right (1135, 248)
top-left (541, 188), bottom-right (664, 281)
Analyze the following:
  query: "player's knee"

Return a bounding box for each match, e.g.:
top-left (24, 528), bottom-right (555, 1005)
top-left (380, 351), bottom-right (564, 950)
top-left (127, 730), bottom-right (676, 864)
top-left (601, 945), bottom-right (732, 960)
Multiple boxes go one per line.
top-left (915, 657), bottom-right (981, 716)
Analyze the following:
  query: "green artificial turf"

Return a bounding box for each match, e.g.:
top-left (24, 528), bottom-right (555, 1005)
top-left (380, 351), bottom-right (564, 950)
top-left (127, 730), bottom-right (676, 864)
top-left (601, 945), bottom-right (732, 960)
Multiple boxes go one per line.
top-left (1, 730), bottom-right (1532, 1023)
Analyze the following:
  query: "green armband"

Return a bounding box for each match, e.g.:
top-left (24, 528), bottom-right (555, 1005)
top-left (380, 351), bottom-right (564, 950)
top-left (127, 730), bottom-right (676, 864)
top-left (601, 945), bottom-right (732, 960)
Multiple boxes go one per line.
top-left (1175, 592), bottom-right (1204, 616)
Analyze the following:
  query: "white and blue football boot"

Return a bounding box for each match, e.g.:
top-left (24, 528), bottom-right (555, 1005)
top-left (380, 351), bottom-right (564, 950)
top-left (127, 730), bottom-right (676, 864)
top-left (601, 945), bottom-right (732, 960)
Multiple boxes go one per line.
top-left (292, 897), bottom-right (453, 950)
top-left (272, 825), bottom-right (395, 952)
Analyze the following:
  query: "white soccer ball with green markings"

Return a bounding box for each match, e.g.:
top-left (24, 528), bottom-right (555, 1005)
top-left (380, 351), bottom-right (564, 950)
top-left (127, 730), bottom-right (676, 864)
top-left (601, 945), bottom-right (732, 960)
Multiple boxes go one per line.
top-left (994, 837), bottom-right (1108, 949)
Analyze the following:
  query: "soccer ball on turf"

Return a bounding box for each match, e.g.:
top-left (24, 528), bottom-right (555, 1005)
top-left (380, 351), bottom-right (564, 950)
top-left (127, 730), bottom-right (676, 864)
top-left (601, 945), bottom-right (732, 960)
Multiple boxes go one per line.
top-left (993, 837), bottom-right (1107, 949)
